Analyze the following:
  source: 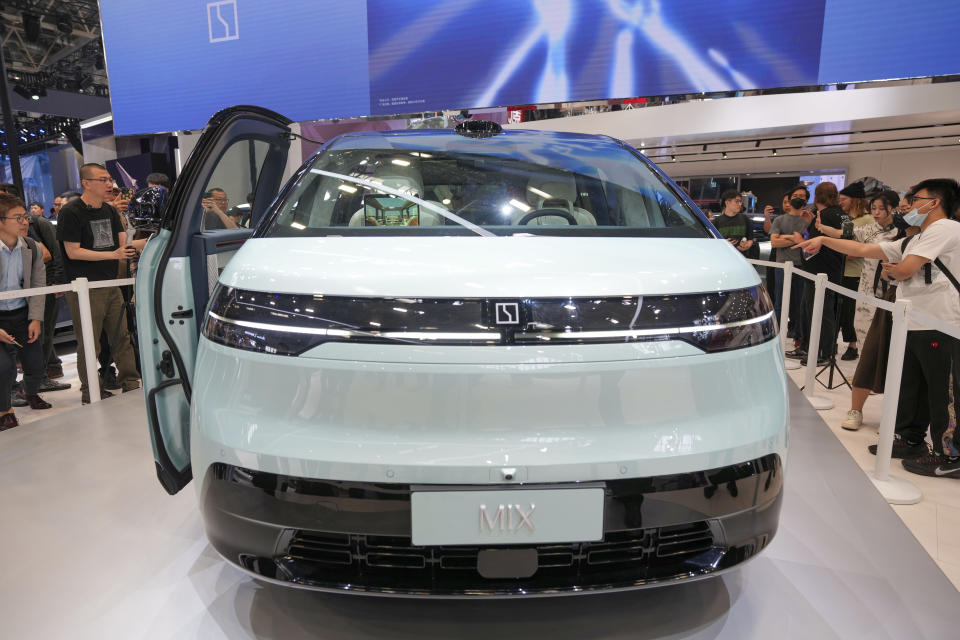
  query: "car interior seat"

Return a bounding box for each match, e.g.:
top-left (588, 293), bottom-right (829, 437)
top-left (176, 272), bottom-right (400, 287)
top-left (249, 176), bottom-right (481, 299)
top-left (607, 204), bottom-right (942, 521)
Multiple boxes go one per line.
top-left (517, 177), bottom-right (597, 226)
top-left (617, 187), bottom-right (666, 228)
top-left (347, 164), bottom-right (443, 227)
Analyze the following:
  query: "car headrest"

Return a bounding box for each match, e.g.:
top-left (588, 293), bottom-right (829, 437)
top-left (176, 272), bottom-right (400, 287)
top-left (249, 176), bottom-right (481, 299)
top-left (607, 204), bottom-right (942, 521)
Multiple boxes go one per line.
top-left (527, 179), bottom-right (577, 209)
top-left (371, 164), bottom-right (424, 199)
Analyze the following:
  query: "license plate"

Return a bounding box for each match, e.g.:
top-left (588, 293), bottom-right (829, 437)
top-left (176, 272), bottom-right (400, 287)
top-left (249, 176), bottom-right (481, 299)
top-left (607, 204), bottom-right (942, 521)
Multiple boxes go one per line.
top-left (411, 488), bottom-right (604, 546)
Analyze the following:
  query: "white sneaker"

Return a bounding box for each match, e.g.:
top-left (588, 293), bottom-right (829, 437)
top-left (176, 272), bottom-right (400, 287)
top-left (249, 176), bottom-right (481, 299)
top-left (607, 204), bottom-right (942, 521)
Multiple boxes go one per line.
top-left (841, 409), bottom-right (863, 431)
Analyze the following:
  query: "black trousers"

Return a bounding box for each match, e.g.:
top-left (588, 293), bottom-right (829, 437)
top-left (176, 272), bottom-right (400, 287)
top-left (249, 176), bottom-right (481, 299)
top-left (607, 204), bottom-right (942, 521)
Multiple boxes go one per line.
top-left (41, 292), bottom-right (62, 369)
top-left (799, 281), bottom-right (838, 359)
top-left (0, 306), bottom-right (44, 412)
top-left (895, 331), bottom-right (960, 456)
top-left (838, 275), bottom-right (860, 343)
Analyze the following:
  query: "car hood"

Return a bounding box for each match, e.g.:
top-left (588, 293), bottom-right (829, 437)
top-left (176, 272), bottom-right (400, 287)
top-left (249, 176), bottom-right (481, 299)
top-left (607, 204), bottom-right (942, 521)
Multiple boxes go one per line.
top-left (218, 236), bottom-right (759, 297)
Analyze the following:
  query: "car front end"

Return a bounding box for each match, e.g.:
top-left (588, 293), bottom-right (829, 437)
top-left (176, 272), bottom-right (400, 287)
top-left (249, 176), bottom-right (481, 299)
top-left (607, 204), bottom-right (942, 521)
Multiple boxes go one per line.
top-left (188, 128), bottom-right (787, 596)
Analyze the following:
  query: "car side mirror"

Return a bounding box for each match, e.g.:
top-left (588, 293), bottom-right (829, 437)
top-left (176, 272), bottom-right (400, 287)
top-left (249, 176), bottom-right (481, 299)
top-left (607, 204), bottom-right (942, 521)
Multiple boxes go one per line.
top-left (127, 186), bottom-right (167, 232)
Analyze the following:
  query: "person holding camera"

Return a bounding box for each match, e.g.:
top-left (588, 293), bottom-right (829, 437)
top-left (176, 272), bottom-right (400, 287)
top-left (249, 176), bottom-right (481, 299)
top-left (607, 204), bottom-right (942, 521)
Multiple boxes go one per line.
top-left (795, 178), bottom-right (960, 478)
top-left (201, 188), bottom-right (238, 230)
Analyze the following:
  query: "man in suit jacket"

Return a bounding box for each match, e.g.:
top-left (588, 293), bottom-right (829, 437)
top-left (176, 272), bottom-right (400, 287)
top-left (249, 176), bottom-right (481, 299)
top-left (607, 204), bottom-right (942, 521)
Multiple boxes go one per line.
top-left (0, 194), bottom-right (52, 430)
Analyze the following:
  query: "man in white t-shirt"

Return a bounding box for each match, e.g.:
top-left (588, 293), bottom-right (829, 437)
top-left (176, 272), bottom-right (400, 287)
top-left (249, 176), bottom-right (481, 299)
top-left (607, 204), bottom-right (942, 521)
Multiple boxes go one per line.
top-left (795, 178), bottom-right (960, 479)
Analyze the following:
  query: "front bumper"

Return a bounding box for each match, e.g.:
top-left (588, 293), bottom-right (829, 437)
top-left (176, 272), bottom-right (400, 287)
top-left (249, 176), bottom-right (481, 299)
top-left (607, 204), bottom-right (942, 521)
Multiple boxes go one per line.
top-left (200, 453), bottom-right (782, 597)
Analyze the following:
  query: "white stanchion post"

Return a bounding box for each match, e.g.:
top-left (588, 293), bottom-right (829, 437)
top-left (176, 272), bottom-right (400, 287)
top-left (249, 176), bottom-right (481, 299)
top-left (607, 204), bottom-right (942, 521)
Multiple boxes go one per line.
top-left (780, 262), bottom-right (801, 371)
top-left (802, 273), bottom-right (833, 409)
top-left (869, 299), bottom-right (922, 504)
top-left (73, 277), bottom-right (102, 404)
top-left (779, 261), bottom-right (792, 346)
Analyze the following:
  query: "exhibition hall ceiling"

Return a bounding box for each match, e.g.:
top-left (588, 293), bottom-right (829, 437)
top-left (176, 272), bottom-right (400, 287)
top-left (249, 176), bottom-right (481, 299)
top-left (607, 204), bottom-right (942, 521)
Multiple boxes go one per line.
top-left (507, 81), bottom-right (960, 173)
top-left (0, 0), bottom-right (111, 153)
top-left (0, 0), bottom-right (109, 97)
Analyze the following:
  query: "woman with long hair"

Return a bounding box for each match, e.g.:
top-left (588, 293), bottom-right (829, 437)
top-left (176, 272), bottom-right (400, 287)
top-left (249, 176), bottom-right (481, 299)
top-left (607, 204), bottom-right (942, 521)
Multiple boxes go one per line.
top-left (839, 192), bottom-right (904, 430)
top-left (836, 182), bottom-right (871, 359)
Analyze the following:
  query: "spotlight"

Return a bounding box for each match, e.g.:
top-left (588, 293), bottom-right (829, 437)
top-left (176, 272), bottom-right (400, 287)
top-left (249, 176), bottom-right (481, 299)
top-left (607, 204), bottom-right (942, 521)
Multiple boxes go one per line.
top-left (702, 144), bottom-right (708, 151)
top-left (755, 140), bottom-right (761, 147)
top-left (722, 152), bottom-right (727, 159)
top-left (30, 87), bottom-right (46, 100)
top-left (771, 149), bottom-right (777, 156)
top-left (671, 155), bottom-right (676, 161)
top-left (21, 12), bottom-right (41, 43)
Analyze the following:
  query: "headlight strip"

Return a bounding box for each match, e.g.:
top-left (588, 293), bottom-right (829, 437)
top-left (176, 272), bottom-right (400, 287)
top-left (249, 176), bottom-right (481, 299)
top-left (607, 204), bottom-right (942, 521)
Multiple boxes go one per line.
top-left (203, 286), bottom-right (777, 356)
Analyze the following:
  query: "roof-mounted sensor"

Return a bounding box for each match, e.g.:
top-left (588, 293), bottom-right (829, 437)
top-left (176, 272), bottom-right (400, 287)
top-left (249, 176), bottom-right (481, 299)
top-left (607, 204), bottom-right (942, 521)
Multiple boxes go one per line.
top-left (455, 120), bottom-right (502, 139)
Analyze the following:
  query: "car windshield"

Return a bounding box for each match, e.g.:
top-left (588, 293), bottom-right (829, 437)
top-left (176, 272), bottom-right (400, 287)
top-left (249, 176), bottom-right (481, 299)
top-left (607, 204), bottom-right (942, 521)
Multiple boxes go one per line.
top-left (260, 130), bottom-right (711, 238)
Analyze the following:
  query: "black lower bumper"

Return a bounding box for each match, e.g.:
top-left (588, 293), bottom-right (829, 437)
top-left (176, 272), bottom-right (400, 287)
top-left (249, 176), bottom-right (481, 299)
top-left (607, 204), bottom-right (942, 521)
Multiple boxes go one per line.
top-left (200, 454), bottom-right (782, 596)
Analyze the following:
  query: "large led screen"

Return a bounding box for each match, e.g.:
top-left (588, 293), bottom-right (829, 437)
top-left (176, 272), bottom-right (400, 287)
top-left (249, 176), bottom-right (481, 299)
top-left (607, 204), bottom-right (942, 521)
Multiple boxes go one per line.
top-left (367, 0), bottom-right (826, 115)
top-left (99, 0), bottom-right (370, 136)
top-left (100, 0), bottom-right (960, 135)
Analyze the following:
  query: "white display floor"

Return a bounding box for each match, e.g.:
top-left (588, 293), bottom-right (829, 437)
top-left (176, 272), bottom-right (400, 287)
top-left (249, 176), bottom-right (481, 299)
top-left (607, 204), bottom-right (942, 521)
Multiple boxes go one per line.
top-left (1, 385), bottom-right (957, 639)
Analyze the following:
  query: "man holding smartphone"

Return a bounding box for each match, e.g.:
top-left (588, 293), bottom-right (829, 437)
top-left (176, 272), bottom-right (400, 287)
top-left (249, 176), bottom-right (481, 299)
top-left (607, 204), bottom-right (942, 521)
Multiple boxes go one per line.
top-left (713, 189), bottom-right (756, 256)
top-left (56, 163), bottom-right (141, 404)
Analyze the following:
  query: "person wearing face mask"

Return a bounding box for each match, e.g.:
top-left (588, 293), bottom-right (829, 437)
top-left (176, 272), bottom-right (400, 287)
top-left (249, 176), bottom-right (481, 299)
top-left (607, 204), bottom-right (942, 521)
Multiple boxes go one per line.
top-left (795, 178), bottom-right (960, 479)
top-left (787, 182), bottom-right (845, 366)
top-left (769, 190), bottom-right (809, 346)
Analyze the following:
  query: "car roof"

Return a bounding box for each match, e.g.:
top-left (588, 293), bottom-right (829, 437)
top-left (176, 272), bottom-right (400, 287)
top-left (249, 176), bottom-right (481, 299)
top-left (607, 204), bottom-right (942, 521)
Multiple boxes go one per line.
top-left (327, 128), bottom-right (629, 153)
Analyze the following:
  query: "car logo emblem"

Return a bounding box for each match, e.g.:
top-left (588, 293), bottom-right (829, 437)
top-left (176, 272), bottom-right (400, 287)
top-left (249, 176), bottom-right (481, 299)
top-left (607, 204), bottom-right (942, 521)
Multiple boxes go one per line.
top-left (494, 302), bottom-right (520, 325)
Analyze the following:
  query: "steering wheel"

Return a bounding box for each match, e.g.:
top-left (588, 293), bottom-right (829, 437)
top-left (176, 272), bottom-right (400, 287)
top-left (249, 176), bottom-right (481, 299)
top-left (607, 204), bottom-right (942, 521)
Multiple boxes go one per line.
top-left (516, 208), bottom-right (578, 226)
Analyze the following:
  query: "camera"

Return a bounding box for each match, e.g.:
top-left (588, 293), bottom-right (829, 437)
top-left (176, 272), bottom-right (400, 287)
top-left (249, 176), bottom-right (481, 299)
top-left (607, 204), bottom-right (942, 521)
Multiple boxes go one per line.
top-left (892, 211), bottom-right (912, 233)
top-left (841, 219), bottom-right (854, 239)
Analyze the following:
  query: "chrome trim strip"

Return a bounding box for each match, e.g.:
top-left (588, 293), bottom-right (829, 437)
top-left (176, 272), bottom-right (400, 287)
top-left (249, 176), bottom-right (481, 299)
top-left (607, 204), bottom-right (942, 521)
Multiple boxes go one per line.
top-left (207, 312), bottom-right (355, 338)
top-left (207, 311), bottom-right (774, 342)
top-left (380, 331), bottom-right (501, 340)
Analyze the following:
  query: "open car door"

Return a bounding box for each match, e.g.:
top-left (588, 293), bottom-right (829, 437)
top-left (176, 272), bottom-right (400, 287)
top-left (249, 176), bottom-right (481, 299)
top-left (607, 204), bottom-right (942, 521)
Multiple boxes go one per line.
top-left (135, 106), bottom-right (294, 494)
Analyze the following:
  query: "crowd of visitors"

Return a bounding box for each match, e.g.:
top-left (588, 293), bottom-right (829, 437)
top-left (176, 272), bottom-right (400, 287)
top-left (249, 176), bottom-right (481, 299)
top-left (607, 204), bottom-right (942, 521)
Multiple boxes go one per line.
top-left (722, 176), bottom-right (960, 480)
top-left (0, 166), bottom-right (171, 427)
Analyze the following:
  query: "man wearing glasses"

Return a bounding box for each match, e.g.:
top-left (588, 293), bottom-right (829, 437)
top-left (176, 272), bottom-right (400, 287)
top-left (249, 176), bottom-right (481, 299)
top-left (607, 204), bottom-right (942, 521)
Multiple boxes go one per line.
top-left (0, 193), bottom-right (53, 430)
top-left (56, 163), bottom-right (142, 404)
top-left (795, 179), bottom-right (960, 479)
top-left (201, 188), bottom-right (237, 230)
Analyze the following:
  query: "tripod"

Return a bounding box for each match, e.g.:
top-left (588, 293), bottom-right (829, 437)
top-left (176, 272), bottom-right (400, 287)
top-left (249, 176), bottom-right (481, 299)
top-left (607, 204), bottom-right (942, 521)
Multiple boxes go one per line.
top-left (816, 269), bottom-right (852, 391)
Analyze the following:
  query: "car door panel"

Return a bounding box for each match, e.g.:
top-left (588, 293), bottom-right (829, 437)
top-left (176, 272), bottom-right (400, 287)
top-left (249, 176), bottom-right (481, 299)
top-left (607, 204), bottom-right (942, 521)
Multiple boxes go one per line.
top-left (136, 106), bottom-right (292, 494)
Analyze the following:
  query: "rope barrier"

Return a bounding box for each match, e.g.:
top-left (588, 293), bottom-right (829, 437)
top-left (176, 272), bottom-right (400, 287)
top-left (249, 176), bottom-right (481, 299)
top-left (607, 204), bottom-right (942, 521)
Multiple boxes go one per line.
top-left (0, 277), bottom-right (135, 301)
top-left (0, 276), bottom-right (138, 404)
top-left (747, 257), bottom-right (960, 505)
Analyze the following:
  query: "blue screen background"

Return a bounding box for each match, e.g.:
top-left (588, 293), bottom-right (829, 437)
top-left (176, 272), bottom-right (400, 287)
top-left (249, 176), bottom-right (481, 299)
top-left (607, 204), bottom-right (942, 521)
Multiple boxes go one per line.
top-left (367, 0), bottom-right (826, 115)
top-left (100, 0), bottom-right (960, 136)
top-left (818, 0), bottom-right (960, 83)
top-left (100, 0), bottom-right (370, 135)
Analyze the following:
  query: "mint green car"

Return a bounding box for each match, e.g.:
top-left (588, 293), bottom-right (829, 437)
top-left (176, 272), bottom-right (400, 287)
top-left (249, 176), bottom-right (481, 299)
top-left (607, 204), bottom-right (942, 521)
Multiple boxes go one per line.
top-left (133, 107), bottom-right (787, 597)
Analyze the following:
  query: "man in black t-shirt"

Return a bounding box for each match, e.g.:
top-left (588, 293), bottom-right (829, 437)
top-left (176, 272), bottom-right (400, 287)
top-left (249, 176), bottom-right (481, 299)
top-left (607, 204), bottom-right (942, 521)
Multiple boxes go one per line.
top-left (785, 181), bottom-right (845, 365)
top-left (56, 163), bottom-right (141, 403)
